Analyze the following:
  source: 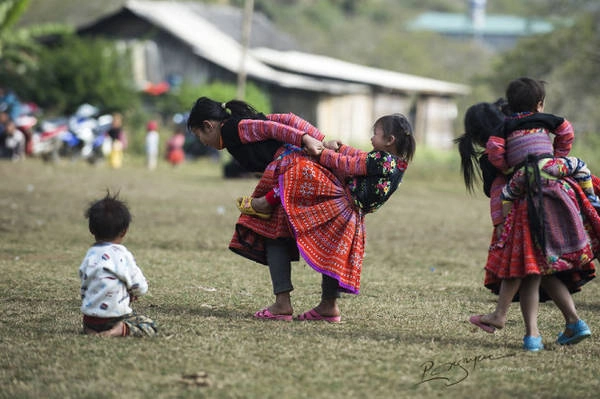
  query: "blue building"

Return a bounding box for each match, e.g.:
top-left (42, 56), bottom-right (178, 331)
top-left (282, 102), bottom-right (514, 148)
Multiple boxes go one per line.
top-left (408, 1), bottom-right (555, 51)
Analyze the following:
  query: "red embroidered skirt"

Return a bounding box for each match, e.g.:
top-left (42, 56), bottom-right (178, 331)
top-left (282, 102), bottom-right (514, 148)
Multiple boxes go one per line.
top-left (484, 176), bottom-right (599, 300)
top-left (279, 157), bottom-right (365, 294)
top-left (228, 149), bottom-right (304, 265)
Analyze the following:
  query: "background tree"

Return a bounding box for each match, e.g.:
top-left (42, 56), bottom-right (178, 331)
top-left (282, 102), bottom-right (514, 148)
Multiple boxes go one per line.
top-left (0, 0), bottom-right (71, 92)
top-left (26, 36), bottom-right (139, 115)
top-left (147, 80), bottom-right (271, 121)
top-left (485, 9), bottom-right (600, 136)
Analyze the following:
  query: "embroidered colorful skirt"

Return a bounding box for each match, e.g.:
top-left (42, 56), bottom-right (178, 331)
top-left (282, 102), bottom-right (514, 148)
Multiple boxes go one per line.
top-left (484, 176), bottom-right (599, 301)
top-left (228, 148), bottom-right (304, 265)
top-left (279, 157), bottom-right (365, 294)
top-left (229, 149), bottom-right (366, 294)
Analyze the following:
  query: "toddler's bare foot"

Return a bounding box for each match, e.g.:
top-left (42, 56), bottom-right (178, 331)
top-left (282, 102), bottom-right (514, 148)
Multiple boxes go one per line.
top-left (84, 321), bottom-right (127, 337)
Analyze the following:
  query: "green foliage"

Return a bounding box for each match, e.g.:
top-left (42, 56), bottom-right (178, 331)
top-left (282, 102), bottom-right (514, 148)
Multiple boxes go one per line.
top-left (0, 0), bottom-right (72, 79)
top-left (148, 80), bottom-right (272, 118)
top-left (25, 36), bottom-right (139, 115)
top-left (485, 10), bottom-right (600, 138)
top-left (183, 81), bottom-right (271, 113)
top-left (0, 0), bottom-right (30, 33)
top-left (571, 129), bottom-right (600, 171)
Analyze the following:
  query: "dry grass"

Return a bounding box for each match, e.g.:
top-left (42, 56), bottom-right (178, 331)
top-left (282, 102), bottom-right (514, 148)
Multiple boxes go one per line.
top-left (1, 155), bottom-right (599, 399)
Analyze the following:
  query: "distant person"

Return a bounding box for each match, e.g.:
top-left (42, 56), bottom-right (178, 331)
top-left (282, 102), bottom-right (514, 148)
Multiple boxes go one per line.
top-left (107, 113), bottom-right (124, 169)
top-left (3, 119), bottom-right (26, 161)
top-left (145, 120), bottom-right (160, 170)
top-left (0, 86), bottom-right (21, 122)
top-left (0, 111), bottom-right (11, 157)
top-left (79, 192), bottom-right (157, 337)
top-left (166, 125), bottom-right (185, 166)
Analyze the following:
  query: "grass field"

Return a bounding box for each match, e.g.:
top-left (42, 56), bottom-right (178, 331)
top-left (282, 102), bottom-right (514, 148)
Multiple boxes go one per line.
top-left (1, 154), bottom-right (599, 399)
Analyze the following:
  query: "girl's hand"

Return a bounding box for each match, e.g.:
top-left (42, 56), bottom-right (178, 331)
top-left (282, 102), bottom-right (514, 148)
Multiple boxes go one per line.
top-left (302, 135), bottom-right (324, 156)
top-left (324, 140), bottom-right (342, 151)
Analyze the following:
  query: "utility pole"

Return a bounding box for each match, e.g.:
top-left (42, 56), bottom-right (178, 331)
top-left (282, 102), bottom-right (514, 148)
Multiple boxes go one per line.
top-left (237, 0), bottom-right (254, 100)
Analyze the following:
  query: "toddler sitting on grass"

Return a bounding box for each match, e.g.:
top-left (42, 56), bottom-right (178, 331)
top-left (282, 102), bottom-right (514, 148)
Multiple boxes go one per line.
top-left (79, 191), bottom-right (157, 337)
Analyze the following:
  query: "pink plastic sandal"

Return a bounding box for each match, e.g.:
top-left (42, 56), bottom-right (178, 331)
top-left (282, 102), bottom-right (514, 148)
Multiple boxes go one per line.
top-left (296, 308), bottom-right (341, 323)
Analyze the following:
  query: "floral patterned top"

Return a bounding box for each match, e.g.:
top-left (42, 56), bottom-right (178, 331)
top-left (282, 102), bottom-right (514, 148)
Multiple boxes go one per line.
top-left (320, 145), bottom-right (408, 213)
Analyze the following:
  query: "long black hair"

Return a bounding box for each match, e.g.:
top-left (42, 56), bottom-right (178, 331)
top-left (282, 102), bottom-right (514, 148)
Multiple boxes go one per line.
top-left (186, 97), bottom-right (266, 131)
top-left (454, 101), bottom-right (505, 192)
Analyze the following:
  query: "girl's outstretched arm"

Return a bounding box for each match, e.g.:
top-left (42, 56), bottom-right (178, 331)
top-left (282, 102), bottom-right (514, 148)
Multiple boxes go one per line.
top-left (237, 118), bottom-right (325, 147)
top-left (337, 143), bottom-right (365, 157)
top-left (319, 148), bottom-right (368, 177)
top-left (267, 113), bottom-right (325, 140)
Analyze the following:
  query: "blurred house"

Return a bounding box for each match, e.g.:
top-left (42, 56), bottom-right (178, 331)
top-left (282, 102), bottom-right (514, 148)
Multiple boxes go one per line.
top-left (408, 0), bottom-right (555, 51)
top-left (78, 0), bottom-right (469, 149)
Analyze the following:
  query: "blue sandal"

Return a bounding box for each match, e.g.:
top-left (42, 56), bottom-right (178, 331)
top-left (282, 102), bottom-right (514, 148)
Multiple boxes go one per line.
top-left (556, 319), bottom-right (591, 345)
top-left (523, 335), bottom-right (544, 352)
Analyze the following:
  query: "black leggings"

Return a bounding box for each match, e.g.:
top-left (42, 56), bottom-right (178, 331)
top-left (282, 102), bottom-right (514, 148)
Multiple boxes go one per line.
top-left (266, 238), bottom-right (340, 299)
top-left (266, 238), bottom-right (294, 295)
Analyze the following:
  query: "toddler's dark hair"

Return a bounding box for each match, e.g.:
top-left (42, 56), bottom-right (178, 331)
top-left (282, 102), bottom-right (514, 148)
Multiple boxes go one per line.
top-left (376, 113), bottom-right (416, 161)
top-left (506, 77), bottom-right (546, 113)
top-left (85, 191), bottom-right (131, 241)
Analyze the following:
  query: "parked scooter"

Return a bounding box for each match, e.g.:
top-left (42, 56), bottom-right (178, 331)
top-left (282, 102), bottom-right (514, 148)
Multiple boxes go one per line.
top-left (60, 104), bottom-right (112, 164)
top-left (31, 118), bottom-right (68, 162)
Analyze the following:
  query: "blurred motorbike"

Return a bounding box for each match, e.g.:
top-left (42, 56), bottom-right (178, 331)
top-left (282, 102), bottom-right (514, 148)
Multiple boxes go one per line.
top-left (30, 118), bottom-right (68, 162)
top-left (60, 104), bottom-right (113, 164)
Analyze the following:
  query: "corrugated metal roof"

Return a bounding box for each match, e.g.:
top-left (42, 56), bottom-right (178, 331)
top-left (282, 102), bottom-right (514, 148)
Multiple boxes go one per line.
top-left (182, 2), bottom-right (299, 51)
top-left (409, 12), bottom-right (554, 36)
top-left (251, 48), bottom-right (470, 96)
top-left (124, 1), bottom-right (468, 96)
top-left (125, 0), bottom-right (366, 94)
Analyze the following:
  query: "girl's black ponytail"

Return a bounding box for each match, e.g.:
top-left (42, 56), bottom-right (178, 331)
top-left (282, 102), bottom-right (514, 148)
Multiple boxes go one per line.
top-left (455, 132), bottom-right (480, 193)
top-left (455, 102), bottom-right (505, 193)
top-left (223, 100), bottom-right (266, 120)
top-left (188, 97), bottom-right (268, 131)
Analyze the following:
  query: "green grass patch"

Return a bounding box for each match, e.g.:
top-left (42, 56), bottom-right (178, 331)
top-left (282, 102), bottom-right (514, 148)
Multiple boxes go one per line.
top-left (1, 156), bottom-right (599, 398)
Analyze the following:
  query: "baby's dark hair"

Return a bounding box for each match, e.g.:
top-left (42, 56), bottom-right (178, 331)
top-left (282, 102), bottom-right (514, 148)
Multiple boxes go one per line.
top-left (454, 102), bottom-right (505, 192)
top-left (506, 77), bottom-right (546, 113)
top-left (187, 97), bottom-right (265, 131)
top-left (85, 191), bottom-right (131, 241)
top-left (375, 113), bottom-right (415, 161)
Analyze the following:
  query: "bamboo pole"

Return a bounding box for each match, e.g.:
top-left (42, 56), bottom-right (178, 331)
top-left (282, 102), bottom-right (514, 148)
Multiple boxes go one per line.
top-left (237, 0), bottom-right (254, 100)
